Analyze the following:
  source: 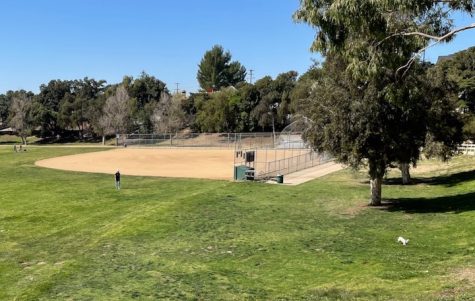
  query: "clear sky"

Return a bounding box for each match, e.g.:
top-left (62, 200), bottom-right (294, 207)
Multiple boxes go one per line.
top-left (0, 0), bottom-right (474, 94)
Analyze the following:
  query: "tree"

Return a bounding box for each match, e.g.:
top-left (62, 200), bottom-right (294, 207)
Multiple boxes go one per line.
top-left (197, 45), bottom-right (246, 91)
top-left (129, 72), bottom-right (167, 109)
top-left (58, 78), bottom-right (106, 139)
top-left (152, 92), bottom-right (187, 133)
top-left (295, 1), bottom-right (475, 79)
top-left (190, 82), bottom-right (261, 133)
top-left (294, 0), bottom-right (472, 205)
top-left (422, 60), bottom-right (466, 160)
top-left (2, 90), bottom-right (35, 129)
top-left (251, 71), bottom-right (297, 143)
top-left (235, 83), bottom-right (261, 132)
top-left (0, 94), bottom-right (11, 126)
top-left (195, 87), bottom-right (242, 132)
top-left (98, 85), bottom-right (130, 144)
top-left (290, 64), bottom-right (322, 114)
top-left (274, 71), bottom-right (298, 124)
top-left (298, 55), bottom-right (463, 202)
top-left (428, 47), bottom-right (475, 140)
top-left (299, 56), bottom-right (399, 201)
top-left (8, 93), bottom-right (34, 144)
top-left (128, 72), bottom-right (169, 133)
top-left (36, 80), bottom-right (74, 137)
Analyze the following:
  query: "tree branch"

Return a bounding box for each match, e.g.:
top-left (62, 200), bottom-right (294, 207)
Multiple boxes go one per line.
top-left (400, 23), bottom-right (475, 41)
top-left (395, 23), bottom-right (475, 77)
top-left (377, 23), bottom-right (475, 47)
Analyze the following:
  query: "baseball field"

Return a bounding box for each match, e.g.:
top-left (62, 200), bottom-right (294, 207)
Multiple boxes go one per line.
top-left (1, 146), bottom-right (475, 300)
top-left (35, 147), bottom-right (313, 180)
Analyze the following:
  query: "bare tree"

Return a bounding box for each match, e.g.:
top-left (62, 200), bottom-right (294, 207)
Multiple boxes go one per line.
top-left (152, 92), bottom-right (186, 133)
top-left (99, 86), bottom-right (130, 144)
top-left (9, 94), bottom-right (33, 145)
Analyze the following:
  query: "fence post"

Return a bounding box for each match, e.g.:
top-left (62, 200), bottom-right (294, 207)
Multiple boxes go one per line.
top-left (297, 154), bottom-right (300, 172)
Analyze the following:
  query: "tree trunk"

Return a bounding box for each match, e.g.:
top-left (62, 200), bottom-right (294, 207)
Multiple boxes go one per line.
top-left (78, 123), bottom-right (84, 141)
top-left (102, 135), bottom-right (105, 145)
top-left (369, 176), bottom-right (382, 206)
top-left (399, 162), bottom-right (411, 185)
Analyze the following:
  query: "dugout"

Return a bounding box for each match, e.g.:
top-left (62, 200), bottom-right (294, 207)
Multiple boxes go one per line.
top-left (234, 165), bottom-right (255, 180)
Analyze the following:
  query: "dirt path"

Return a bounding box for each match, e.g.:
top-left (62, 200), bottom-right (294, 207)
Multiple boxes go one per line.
top-left (280, 162), bottom-right (344, 185)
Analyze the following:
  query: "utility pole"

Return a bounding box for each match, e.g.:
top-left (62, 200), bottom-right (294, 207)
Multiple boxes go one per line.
top-left (249, 69), bottom-right (254, 84)
top-left (175, 83), bottom-right (180, 94)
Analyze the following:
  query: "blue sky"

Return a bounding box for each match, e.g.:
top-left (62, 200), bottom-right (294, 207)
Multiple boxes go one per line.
top-left (0, 0), bottom-right (474, 94)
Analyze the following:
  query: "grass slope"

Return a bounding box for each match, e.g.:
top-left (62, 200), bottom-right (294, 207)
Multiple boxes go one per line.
top-left (0, 147), bottom-right (474, 300)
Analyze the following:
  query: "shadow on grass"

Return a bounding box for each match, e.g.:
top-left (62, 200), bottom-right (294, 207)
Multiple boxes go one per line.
top-left (383, 170), bottom-right (475, 187)
top-left (382, 192), bottom-right (475, 213)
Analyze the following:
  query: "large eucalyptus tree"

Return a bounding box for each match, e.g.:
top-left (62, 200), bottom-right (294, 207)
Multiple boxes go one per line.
top-left (294, 0), bottom-right (473, 205)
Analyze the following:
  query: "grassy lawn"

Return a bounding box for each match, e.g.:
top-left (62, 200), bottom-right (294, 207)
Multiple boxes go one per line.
top-left (0, 146), bottom-right (474, 300)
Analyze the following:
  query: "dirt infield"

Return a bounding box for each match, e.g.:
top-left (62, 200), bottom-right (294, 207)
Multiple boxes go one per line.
top-left (36, 148), bottom-right (236, 180)
top-left (35, 148), bottom-right (325, 181)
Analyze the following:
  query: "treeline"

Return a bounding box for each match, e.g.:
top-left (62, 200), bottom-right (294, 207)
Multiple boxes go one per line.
top-left (0, 73), bottom-right (171, 143)
top-left (0, 44), bottom-right (302, 144)
top-left (0, 45), bottom-right (474, 145)
top-left (0, 70), bottom-right (300, 144)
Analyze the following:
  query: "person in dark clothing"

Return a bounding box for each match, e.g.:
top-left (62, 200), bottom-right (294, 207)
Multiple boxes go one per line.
top-left (115, 170), bottom-right (121, 190)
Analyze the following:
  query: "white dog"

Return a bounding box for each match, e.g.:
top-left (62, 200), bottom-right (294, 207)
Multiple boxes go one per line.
top-left (397, 236), bottom-right (409, 246)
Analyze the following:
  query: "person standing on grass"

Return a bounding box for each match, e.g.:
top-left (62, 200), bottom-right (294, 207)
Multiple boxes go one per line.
top-left (115, 170), bottom-right (121, 190)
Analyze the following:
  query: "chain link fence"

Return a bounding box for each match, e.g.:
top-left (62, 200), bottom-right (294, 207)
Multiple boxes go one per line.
top-left (121, 132), bottom-right (275, 148)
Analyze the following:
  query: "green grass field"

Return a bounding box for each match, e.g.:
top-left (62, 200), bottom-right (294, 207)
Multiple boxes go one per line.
top-left (0, 146), bottom-right (474, 300)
